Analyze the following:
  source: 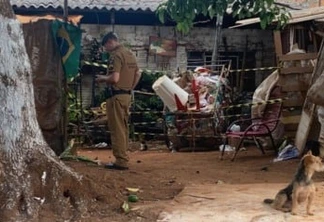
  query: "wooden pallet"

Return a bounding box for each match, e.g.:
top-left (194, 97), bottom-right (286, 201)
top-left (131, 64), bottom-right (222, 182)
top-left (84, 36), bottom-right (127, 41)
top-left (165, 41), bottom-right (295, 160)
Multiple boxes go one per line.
top-left (273, 30), bottom-right (318, 140)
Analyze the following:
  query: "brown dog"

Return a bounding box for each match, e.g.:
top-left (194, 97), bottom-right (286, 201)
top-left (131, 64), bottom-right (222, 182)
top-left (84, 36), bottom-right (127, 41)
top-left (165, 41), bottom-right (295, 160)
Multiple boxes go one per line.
top-left (264, 151), bottom-right (324, 215)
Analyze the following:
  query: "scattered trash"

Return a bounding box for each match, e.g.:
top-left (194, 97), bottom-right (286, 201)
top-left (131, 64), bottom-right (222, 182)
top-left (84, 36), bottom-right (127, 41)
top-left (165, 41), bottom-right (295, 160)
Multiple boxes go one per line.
top-left (94, 142), bottom-right (108, 148)
top-left (219, 144), bottom-right (235, 152)
top-left (60, 138), bottom-right (100, 164)
top-left (240, 147), bottom-right (247, 151)
top-left (126, 187), bottom-right (140, 193)
top-left (41, 171), bottom-right (47, 186)
top-left (168, 141), bottom-right (178, 153)
top-left (60, 154), bottom-right (100, 164)
top-left (59, 138), bottom-right (75, 158)
top-left (33, 196), bottom-right (45, 204)
top-left (277, 139), bottom-right (288, 152)
top-left (230, 124), bottom-right (240, 132)
top-left (260, 166), bottom-right (268, 171)
top-left (121, 201), bottom-right (130, 213)
top-left (128, 194), bottom-right (139, 203)
top-left (216, 180), bottom-right (225, 184)
top-left (273, 144), bottom-right (299, 162)
top-left (140, 142), bottom-right (148, 151)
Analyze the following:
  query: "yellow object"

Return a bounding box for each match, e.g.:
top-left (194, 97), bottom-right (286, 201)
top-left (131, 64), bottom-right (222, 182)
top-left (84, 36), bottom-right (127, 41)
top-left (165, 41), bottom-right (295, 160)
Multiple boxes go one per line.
top-left (101, 102), bottom-right (106, 110)
top-left (126, 187), bottom-right (140, 193)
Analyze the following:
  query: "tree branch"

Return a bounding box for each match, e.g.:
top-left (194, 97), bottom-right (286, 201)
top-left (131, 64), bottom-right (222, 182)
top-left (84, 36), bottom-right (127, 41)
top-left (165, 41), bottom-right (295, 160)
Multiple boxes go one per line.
top-left (274, 2), bottom-right (302, 10)
top-left (193, 19), bottom-right (212, 25)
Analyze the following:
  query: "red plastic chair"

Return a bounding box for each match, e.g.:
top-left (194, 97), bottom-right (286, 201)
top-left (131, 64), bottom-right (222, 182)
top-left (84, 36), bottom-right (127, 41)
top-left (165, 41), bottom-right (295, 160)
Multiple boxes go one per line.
top-left (221, 86), bottom-right (283, 161)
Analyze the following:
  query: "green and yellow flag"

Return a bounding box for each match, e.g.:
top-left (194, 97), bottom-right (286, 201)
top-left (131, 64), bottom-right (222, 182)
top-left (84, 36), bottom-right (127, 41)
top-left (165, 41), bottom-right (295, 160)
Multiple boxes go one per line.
top-left (52, 20), bottom-right (82, 79)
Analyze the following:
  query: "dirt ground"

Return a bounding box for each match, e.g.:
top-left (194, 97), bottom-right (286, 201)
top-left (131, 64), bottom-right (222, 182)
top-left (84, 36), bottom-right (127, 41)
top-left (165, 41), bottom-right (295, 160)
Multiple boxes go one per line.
top-left (62, 140), bottom-right (324, 222)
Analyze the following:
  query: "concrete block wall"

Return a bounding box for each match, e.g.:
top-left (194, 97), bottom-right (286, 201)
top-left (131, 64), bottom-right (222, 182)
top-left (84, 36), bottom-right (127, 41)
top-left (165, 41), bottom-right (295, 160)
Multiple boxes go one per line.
top-left (82, 24), bottom-right (275, 80)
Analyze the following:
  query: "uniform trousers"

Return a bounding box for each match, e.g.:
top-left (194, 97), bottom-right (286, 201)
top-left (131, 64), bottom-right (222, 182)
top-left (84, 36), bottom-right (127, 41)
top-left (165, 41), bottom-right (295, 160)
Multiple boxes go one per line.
top-left (106, 94), bottom-right (131, 167)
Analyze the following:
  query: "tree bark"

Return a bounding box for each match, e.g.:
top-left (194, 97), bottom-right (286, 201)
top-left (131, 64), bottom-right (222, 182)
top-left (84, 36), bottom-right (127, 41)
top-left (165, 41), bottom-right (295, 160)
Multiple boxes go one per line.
top-left (0, 1), bottom-right (99, 221)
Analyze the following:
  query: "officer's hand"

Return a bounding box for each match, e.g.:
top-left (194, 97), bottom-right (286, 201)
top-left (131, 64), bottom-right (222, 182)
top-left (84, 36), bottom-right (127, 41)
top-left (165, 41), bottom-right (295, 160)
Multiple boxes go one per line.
top-left (95, 75), bottom-right (107, 83)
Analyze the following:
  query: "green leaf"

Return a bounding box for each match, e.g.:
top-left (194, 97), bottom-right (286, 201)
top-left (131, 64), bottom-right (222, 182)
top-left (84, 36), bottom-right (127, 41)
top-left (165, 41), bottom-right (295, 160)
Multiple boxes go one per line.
top-left (185, 13), bottom-right (192, 20)
top-left (68, 92), bottom-right (75, 99)
top-left (156, 0), bottom-right (290, 32)
top-left (176, 23), bottom-right (183, 32)
top-left (83, 110), bottom-right (91, 114)
top-left (260, 18), bottom-right (267, 29)
top-left (158, 11), bottom-right (165, 23)
top-left (266, 0), bottom-right (274, 5)
top-left (201, 4), bottom-right (208, 16)
top-left (208, 5), bottom-right (216, 18)
top-left (232, 1), bottom-right (240, 11)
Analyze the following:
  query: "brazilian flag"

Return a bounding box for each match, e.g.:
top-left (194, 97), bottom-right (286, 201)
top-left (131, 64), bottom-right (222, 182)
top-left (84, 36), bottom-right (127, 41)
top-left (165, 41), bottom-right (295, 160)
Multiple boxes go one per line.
top-left (52, 20), bottom-right (82, 79)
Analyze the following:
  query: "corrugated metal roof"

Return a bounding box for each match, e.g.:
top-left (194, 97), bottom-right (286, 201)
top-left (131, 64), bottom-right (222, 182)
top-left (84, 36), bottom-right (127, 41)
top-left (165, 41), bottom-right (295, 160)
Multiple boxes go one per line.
top-left (10, 0), bottom-right (165, 12)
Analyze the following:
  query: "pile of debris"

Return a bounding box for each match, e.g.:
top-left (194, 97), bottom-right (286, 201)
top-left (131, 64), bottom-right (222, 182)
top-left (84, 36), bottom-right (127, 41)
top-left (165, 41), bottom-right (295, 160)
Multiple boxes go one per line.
top-left (152, 66), bottom-right (232, 151)
top-left (153, 66), bottom-right (232, 113)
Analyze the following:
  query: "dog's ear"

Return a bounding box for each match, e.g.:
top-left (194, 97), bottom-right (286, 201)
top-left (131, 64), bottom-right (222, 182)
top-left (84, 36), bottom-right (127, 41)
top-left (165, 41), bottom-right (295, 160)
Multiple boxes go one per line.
top-left (307, 150), bottom-right (313, 156)
top-left (303, 155), bottom-right (314, 166)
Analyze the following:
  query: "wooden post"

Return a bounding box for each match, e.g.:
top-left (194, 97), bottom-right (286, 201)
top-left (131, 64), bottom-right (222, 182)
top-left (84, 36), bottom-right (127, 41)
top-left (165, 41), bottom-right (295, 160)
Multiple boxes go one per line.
top-left (295, 40), bottom-right (324, 152)
top-left (273, 31), bottom-right (283, 64)
top-left (211, 14), bottom-right (223, 70)
top-left (62, 0), bottom-right (69, 151)
top-left (239, 36), bottom-right (248, 92)
top-left (63, 0), bottom-right (68, 22)
top-left (111, 10), bottom-right (115, 31)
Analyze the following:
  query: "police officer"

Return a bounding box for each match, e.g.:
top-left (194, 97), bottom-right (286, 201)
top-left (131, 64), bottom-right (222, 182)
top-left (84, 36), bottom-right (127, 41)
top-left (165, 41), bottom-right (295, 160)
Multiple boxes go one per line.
top-left (96, 32), bottom-right (141, 170)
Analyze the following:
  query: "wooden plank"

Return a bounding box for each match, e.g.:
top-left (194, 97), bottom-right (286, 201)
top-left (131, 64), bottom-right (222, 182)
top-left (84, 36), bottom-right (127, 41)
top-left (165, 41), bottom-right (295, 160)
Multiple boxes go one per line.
top-left (280, 66), bottom-right (314, 74)
top-left (283, 97), bottom-right (305, 107)
top-left (231, 7), bottom-right (324, 28)
top-left (277, 74), bottom-right (312, 92)
top-left (273, 31), bottom-right (283, 57)
top-left (282, 109), bottom-right (302, 117)
top-left (281, 115), bottom-right (301, 124)
top-left (285, 131), bottom-right (297, 138)
top-left (295, 107), bottom-right (315, 152)
top-left (281, 91), bottom-right (306, 108)
top-left (280, 85), bottom-right (309, 92)
top-left (284, 123), bottom-right (299, 131)
top-left (289, 14), bottom-right (324, 25)
top-left (313, 32), bottom-right (318, 52)
top-left (295, 41), bottom-right (324, 152)
top-left (279, 53), bottom-right (318, 61)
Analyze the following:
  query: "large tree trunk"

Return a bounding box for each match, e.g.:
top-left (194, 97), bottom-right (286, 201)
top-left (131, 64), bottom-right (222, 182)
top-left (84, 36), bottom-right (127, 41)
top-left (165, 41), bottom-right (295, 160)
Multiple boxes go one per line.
top-left (22, 20), bottom-right (65, 156)
top-left (0, 1), bottom-right (100, 221)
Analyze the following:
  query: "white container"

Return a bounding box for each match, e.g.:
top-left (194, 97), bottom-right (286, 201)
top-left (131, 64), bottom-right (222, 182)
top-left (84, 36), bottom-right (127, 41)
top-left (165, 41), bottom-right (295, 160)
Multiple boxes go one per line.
top-left (152, 75), bottom-right (189, 112)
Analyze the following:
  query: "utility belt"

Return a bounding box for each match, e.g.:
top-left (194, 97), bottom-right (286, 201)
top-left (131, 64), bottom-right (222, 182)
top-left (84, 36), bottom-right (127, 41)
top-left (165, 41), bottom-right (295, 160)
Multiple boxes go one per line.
top-left (106, 87), bottom-right (131, 99)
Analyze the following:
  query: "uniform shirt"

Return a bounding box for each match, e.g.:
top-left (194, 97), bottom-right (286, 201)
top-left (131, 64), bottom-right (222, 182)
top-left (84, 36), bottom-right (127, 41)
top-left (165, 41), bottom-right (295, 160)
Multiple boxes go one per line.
top-left (107, 45), bottom-right (138, 91)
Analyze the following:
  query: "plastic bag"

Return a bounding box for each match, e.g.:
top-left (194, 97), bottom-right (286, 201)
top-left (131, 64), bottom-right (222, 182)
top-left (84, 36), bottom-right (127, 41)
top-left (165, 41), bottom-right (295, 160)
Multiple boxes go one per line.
top-left (273, 144), bottom-right (299, 162)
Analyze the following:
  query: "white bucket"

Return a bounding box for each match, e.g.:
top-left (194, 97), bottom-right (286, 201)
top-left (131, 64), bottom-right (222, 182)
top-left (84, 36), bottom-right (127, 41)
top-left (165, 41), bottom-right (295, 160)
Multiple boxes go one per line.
top-left (152, 75), bottom-right (189, 112)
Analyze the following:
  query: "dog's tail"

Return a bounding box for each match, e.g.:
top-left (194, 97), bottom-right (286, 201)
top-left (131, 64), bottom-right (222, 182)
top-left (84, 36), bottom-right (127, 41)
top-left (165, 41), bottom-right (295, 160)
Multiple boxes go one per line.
top-left (263, 198), bottom-right (274, 204)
